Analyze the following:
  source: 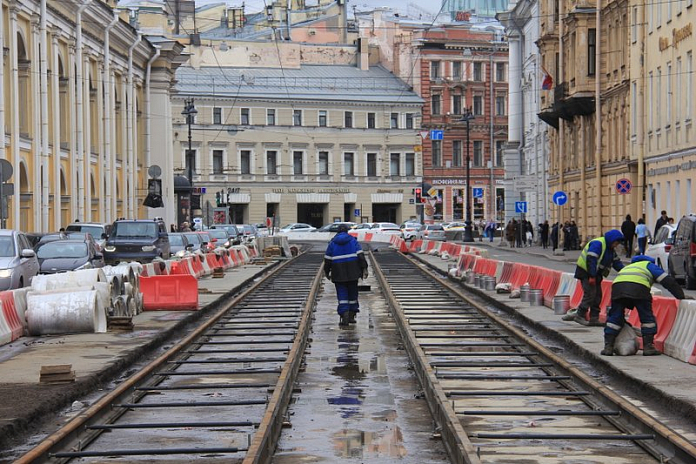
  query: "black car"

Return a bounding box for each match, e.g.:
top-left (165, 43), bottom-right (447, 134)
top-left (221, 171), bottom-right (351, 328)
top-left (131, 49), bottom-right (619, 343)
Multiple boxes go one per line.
top-left (102, 219), bottom-right (170, 265)
top-left (668, 214), bottom-right (696, 289)
top-left (168, 233), bottom-right (193, 256)
top-left (36, 239), bottom-right (104, 274)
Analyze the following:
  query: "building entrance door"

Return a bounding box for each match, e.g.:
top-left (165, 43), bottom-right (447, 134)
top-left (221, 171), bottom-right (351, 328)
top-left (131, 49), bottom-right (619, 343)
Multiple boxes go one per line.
top-left (372, 204), bottom-right (399, 223)
top-left (297, 203), bottom-right (325, 228)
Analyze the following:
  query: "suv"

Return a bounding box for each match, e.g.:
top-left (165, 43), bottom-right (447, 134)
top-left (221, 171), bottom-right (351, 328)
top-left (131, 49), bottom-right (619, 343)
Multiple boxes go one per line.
top-left (668, 214), bottom-right (696, 289)
top-left (103, 219), bottom-right (170, 265)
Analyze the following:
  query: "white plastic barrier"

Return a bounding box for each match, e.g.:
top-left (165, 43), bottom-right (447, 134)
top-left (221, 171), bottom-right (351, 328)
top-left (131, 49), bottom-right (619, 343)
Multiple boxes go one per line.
top-left (663, 300), bottom-right (696, 363)
top-left (27, 289), bottom-right (106, 335)
top-left (31, 268), bottom-right (107, 292)
top-left (11, 287), bottom-right (30, 330)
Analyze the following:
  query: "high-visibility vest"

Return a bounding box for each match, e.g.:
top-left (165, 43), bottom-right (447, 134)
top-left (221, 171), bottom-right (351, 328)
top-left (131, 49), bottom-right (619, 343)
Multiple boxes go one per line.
top-left (613, 261), bottom-right (653, 289)
top-left (576, 237), bottom-right (607, 273)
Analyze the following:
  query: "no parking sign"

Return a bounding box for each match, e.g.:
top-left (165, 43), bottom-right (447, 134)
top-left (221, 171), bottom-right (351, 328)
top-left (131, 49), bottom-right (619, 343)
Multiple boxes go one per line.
top-left (616, 178), bottom-right (632, 195)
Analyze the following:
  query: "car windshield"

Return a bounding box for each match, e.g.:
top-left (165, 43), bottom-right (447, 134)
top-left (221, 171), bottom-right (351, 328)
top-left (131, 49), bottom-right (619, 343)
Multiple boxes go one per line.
top-left (208, 230), bottom-right (227, 239)
top-left (113, 222), bottom-right (157, 238)
top-left (66, 225), bottom-right (103, 237)
top-left (377, 223), bottom-right (399, 229)
top-left (184, 233), bottom-right (200, 244)
top-left (169, 234), bottom-right (184, 246)
top-left (37, 242), bottom-right (87, 259)
top-left (0, 236), bottom-right (15, 257)
top-left (243, 226), bottom-right (254, 234)
top-left (428, 225), bottom-right (444, 230)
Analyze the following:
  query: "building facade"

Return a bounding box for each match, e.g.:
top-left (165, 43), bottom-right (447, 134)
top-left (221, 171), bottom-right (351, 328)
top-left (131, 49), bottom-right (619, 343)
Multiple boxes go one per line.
top-left (0, 0), bottom-right (182, 232)
top-left (172, 60), bottom-right (423, 229)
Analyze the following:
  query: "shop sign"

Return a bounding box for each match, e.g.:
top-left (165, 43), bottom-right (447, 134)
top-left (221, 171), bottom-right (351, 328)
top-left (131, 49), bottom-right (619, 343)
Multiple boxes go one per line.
top-left (271, 188), bottom-right (350, 194)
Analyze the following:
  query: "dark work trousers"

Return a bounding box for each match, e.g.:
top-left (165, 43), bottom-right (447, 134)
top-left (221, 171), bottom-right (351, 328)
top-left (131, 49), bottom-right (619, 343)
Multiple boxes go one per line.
top-left (334, 281), bottom-right (359, 316)
top-left (605, 297), bottom-right (657, 336)
top-left (625, 237), bottom-right (634, 257)
top-left (577, 276), bottom-right (603, 319)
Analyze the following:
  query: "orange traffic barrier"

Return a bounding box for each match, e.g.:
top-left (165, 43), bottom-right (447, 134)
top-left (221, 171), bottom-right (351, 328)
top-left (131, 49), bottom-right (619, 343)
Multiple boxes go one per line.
top-left (206, 253), bottom-right (219, 271)
top-left (498, 262), bottom-right (515, 284)
top-left (597, 279), bottom-right (613, 323)
top-left (540, 270), bottom-right (562, 307)
top-left (627, 296), bottom-right (679, 352)
top-left (569, 281), bottom-right (584, 309)
top-left (140, 275), bottom-right (199, 311)
top-left (509, 263), bottom-right (530, 290)
top-left (0, 291), bottom-right (22, 344)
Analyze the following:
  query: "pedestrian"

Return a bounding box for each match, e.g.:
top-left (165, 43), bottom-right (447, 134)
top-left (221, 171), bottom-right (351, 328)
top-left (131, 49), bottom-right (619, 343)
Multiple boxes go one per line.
top-left (506, 220), bottom-right (516, 247)
top-left (551, 222), bottom-right (559, 251)
top-left (562, 229), bottom-right (625, 326)
top-left (621, 214), bottom-right (636, 258)
top-left (180, 222), bottom-right (192, 232)
top-left (486, 218), bottom-right (496, 242)
top-left (324, 223), bottom-right (368, 327)
top-left (525, 221), bottom-right (533, 247)
top-left (170, 224), bottom-right (177, 233)
top-left (654, 210), bottom-right (669, 238)
top-left (541, 220), bottom-right (550, 249)
top-left (569, 221), bottom-right (579, 249)
top-left (601, 255), bottom-right (686, 356)
top-left (515, 219), bottom-right (524, 248)
top-left (635, 218), bottom-right (651, 254)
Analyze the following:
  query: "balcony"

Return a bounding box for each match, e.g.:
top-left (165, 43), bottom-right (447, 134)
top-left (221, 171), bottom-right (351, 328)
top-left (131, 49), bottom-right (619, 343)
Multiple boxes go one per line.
top-left (538, 81), bottom-right (594, 129)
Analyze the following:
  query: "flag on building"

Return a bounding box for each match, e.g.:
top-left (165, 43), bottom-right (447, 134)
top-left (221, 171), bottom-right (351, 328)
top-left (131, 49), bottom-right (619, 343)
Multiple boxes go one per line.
top-left (541, 70), bottom-right (553, 90)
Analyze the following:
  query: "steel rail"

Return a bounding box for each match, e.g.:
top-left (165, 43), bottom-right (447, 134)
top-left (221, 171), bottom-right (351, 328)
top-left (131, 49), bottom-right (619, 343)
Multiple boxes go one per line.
top-left (15, 254), bottom-right (310, 464)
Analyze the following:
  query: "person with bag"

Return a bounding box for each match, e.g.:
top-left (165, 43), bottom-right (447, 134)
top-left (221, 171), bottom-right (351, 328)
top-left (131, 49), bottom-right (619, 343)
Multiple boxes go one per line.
top-left (324, 223), bottom-right (368, 327)
top-left (601, 255), bottom-right (686, 356)
top-left (635, 218), bottom-right (651, 254)
top-left (562, 229), bottom-right (625, 326)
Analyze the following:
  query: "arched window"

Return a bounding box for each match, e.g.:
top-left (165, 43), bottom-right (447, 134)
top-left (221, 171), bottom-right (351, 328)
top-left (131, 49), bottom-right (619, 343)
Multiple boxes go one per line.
top-left (16, 32), bottom-right (29, 135)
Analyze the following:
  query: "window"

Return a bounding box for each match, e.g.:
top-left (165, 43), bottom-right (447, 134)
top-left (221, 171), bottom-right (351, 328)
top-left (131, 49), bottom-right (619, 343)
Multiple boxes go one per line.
top-left (293, 109), bottom-right (302, 126)
top-left (677, 58), bottom-right (682, 123)
top-left (213, 150), bottom-right (223, 174)
top-left (453, 61), bottom-right (462, 80)
top-left (405, 153), bottom-right (415, 176)
top-left (496, 62), bottom-right (505, 82)
top-left (649, 71), bottom-right (654, 130)
top-left (343, 152), bottom-right (354, 176)
top-left (657, 67), bottom-right (662, 128)
top-left (496, 96), bottom-right (506, 116)
top-left (432, 140), bottom-right (442, 167)
top-left (473, 95), bottom-right (483, 115)
top-left (473, 141), bottom-right (483, 166)
top-left (240, 150), bottom-right (251, 174)
top-left (688, 52), bottom-right (693, 120)
top-left (318, 151), bottom-right (329, 175)
top-left (213, 107), bottom-right (222, 125)
top-left (430, 60), bottom-right (440, 79)
top-left (431, 94), bottom-right (441, 115)
top-left (241, 108), bottom-right (250, 125)
top-left (473, 62), bottom-right (482, 81)
top-left (319, 110), bottom-right (327, 127)
top-left (266, 151), bottom-right (277, 175)
top-left (405, 113), bottom-right (414, 129)
top-left (367, 112), bottom-right (376, 128)
top-left (344, 111), bottom-right (353, 128)
top-left (367, 153), bottom-right (377, 177)
top-left (667, 62), bottom-right (672, 127)
top-left (293, 151), bottom-right (303, 175)
top-left (588, 29), bottom-right (596, 75)
top-left (267, 109), bottom-right (276, 126)
top-left (185, 149), bottom-right (196, 175)
top-left (452, 140), bottom-right (462, 167)
top-left (631, 81), bottom-right (637, 136)
top-left (452, 95), bottom-right (462, 115)
top-left (390, 153), bottom-right (400, 176)
top-left (391, 113), bottom-right (399, 129)
top-left (632, 7), bottom-right (638, 43)
top-left (495, 140), bottom-right (504, 166)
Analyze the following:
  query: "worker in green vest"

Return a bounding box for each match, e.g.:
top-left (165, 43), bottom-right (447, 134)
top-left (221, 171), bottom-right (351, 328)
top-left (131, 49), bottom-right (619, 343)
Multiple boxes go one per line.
top-left (602, 255), bottom-right (686, 356)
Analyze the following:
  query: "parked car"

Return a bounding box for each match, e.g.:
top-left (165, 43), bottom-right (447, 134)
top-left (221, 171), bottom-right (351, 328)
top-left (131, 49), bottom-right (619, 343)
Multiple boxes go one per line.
top-left (422, 224), bottom-right (446, 241)
top-left (36, 232), bottom-right (100, 254)
top-left (351, 223), bottom-right (373, 230)
top-left (279, 223), bottom-right (316, 233)
top-left (315, 222), bottom-right (356, 233)
top-left (668, 214), bottom-right (696, 289)
top-left (102, 219), bottom-right (170, 265)
top-left (400, 222), bottom-right (423, 241)
top-left (370, 222), bottom-right (402, 235)
top-left (238, 224), bottom-right (260, 240)
top-left (207, 229), bottom-right (232, 248)
top-left (210, 224), bottom-right (242, 241)
top-left (253, 223), bottom-right (270, 237)
top-left (168, 233), bottom-right (193, 256)
top-left (36, 239), bottom-right (104, 274)
top-left (65, 222), bottom-right (111, 249)
top-left (646, 224), bottom-right (677, 270)
top-left (0, 230), bottom-right (40, 290)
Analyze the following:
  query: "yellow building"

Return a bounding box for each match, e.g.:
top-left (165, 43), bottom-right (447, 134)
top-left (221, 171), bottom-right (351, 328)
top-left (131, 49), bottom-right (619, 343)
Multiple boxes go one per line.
top-left (0, 0), bottom-right (182, 232)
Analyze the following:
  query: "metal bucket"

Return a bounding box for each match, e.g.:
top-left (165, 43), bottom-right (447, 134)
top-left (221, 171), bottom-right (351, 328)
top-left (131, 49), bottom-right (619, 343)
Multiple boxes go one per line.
top-left (520, 284), bottom-right (530, 302)
top-left (529, 289), bottom-right (543, 306)
top-left (553, 295), bottom-right (571, 315)
top-left (473, 274), bottom-right (481, 287)
top-left (466, 272), bottom-right (475, 284)
top-left (478, 275), bottom-right (487, 289)
top-left (485, 276), bottom-right (496, 291)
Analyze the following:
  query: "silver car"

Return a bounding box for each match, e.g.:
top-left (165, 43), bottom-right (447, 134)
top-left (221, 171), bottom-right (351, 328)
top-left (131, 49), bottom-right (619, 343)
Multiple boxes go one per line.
top-left (0, 230), bottom-right (40, 290)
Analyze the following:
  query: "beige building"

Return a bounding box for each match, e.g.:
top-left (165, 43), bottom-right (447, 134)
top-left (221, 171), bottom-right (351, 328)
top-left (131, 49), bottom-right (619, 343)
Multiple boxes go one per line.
top-left (0, 0), bottom-right (182, 232)
top-left (172, 44), bottom-right (423, 228)
top-left (631, 0), bottom-right (696, 226)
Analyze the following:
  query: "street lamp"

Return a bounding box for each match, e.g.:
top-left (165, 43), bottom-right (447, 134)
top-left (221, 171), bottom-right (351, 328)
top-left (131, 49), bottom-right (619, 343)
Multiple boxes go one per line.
top-left (461, 108), bottom-right (475, 242)
top-left (181, 99), bottom-right (197, 223)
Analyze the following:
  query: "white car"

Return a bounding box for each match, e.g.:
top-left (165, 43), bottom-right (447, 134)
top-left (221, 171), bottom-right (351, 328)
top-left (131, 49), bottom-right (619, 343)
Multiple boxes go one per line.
top-left (400, 222), bottom-right (423, 240)
top-left (279, 223), bottom-right (316, 233)
top-left (646, 224), bottom-right (677, 269)
top-left (370, 222), bottom-right (403, 235)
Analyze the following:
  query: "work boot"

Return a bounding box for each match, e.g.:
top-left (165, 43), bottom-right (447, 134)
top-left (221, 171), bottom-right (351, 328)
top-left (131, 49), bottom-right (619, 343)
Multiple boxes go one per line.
top-left (642, 334), bottom-right (661, 356)
top-left (588, 315), bottom-right (604, 327)
top-left (339, 313), bottom-right (350, 327)
top-left (574, 313), bottom-right (590, 326)
top-left (601, 333), bottom-right (617, 356)
top-left (562, 309), bottom-right (578, 321)
top-left (348, 311), bottom-right (357, 323)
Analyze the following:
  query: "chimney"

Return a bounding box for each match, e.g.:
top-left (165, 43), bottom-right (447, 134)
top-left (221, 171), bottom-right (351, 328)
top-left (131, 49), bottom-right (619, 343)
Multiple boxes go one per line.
top-left (357, 37), bottom-right (368, 71)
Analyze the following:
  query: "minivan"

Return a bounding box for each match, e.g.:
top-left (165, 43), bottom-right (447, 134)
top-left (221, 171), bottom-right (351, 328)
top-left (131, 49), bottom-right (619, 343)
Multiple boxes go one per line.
top-left (667, 214), bottom-right (696, 289)
top-left (102, 219), bottom-right (170, 264)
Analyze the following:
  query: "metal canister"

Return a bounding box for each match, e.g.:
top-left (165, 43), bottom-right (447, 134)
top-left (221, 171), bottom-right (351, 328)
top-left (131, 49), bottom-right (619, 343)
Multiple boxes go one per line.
top-left (485, 276), bottom-right (496, 291)
top-left (473, 274), bottom-right (481, 287)
top-left (466, 271), bottom-right (475, 284)
top-left (529, 289), bottom-right (544, 306)
top-left (520, 283), bottom-right (531, 302)
top-left (478, 275), bottom-right (487, 289)
top-left (553, 295), bottom-right (571, 315)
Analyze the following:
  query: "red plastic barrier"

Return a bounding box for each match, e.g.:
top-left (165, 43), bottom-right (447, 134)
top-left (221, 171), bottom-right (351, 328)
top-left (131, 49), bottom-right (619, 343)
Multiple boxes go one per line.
top-left (570, 281), bottom-right (584, 309)
top-left (0, 291), bottom-right (22, 343)
top-left (140, 275), bottom-right (199, 311)
top-left (499, 262), bottom-right (515, 284)
top-left (206, 253), bottom-right (219, 270)
top-left (627, 296), bottom-right (679, 352)
top-left (597, 279), bottom-right (613, 323)
top-left (509, 264), bottom-right (530, 290)
top-left (541, 271), bottom-right (562, 307)
top-left (526, 266), bottom-right (544, 289)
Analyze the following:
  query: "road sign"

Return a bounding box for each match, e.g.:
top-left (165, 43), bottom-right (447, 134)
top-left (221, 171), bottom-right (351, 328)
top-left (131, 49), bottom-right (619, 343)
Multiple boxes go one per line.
top-left (0, 159), bottom-right (13, 182)
top-left (430, 130), bottom-right (444, 140)
top-left (427, 187), bottom-right (438, 197)
top-left (419, 131), bottom-right (429, 139)
top-left (513, 175), bottom-right (536, 191)
top-left (515, 201), bottom-right (528, 214)
top-left (354, 209), bottom-right (360, 217)
top-left (552, 191), bottom-right (568, 206)
top-left (472, 187), bottom-right (484, 198)
top-left (616, 178), bottom-right (632, 194)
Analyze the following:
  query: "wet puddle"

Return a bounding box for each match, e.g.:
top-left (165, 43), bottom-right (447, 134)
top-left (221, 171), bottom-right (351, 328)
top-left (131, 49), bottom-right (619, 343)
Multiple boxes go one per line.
top-left (332, 427), bottom-right (407, 458)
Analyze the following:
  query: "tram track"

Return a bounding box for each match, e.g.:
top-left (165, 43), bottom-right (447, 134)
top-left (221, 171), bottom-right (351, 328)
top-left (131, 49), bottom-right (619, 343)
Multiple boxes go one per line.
top-left (15, 251), bottom-right (324, 464)
top-left (370, 248), bottom-right (696, 464)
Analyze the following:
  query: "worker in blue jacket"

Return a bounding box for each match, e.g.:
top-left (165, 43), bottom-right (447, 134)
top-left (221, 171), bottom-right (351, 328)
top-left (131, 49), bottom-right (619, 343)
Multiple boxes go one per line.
top-left (324, 224), bottom-right (368, 326)
top-left (564, 229), bottom-right (625, 326)
top-left (602, 255), bottom-right (685, 356)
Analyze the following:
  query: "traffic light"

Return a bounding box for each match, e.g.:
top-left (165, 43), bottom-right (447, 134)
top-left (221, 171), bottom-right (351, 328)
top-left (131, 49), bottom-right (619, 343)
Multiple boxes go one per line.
top-left (415, 187), bottom-right (425, 204)
top-left (215, 191), bottom-right (221, 206)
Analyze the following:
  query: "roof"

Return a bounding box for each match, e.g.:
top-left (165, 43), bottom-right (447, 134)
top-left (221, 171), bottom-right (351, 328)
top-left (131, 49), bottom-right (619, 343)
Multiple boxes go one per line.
top-left (174, 64), bottom-right (422, 105)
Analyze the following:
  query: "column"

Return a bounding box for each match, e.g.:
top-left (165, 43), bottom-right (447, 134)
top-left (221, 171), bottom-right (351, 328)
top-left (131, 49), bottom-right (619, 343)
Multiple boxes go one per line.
top-left (51, 30), bottom-right (61, 229)
top-left (96, 58), bottom-right (104, 222)
top-left (32, 16), bottom-right (41, 231)
top-left (149, 70), bottom-right (176, 224)
top-left (68, 43), bottom-right (77, 222)
top-left (507, 33), bottom-right (522, 144)
top-left (83, 54), bottom-right (91, 222)
top-left (9, 7), bottom-right (19, 229)
top-left (120, 77), bottom-right (127, 218)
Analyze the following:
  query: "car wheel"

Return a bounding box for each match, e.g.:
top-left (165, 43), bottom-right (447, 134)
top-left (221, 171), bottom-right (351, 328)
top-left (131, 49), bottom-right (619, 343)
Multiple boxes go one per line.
top-left (18, 277), bottom-right (23, 289)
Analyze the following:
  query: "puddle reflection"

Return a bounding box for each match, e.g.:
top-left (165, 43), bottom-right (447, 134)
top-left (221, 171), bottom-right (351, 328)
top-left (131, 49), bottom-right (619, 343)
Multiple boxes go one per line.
top-left (332, 427), bottom-right (407, 458)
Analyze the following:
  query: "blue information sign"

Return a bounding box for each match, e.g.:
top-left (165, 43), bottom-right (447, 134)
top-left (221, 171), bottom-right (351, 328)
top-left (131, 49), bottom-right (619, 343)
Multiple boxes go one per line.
top-left (515, 201), bottom-right (528, 214)
top-left (430, 130), bottom-right (444, 140)
top-left (552, 191), bottom-right (568, 206)
top-left (472, 188), bottom-right (484, 198)
top-left (354, 209), bottom-right (360, 217)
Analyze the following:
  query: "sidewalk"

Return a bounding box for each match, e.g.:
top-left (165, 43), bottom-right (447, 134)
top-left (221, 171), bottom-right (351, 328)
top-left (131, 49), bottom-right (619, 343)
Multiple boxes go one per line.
top-left (470, 238), bottom-right (582, 264)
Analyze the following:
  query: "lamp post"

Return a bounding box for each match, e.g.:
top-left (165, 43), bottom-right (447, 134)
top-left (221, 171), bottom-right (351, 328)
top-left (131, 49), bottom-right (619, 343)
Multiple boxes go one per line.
top-left (181, 99), bottom-right (197, 224)
top-left (461, 108), bottom-right (475, 242)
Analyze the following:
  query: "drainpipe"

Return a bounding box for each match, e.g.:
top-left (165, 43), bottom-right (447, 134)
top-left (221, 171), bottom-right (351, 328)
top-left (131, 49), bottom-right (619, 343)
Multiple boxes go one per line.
top-left (127, 34), bottom-right (141, 218)
top-left (40, 0), bottom-right (49, 230)
top-left (75, 0), bottom-right (91, 221)
top-left (557, 1), bottom-right (565, 250)
top-left (0, 1), bottom-right (4, 164)
top-left (286, 1), bottom-right (291, 40)
top-left (103, 14), bottom-right (118, 222)
top-left (145, 46), bottom-right (160, 169)
top-left (594, 2), bottom-right (602, 234)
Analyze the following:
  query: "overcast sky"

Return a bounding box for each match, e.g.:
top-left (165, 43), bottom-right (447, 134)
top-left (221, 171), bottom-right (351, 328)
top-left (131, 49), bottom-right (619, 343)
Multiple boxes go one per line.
top-left (194, 0), bottom-right (440, 16)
